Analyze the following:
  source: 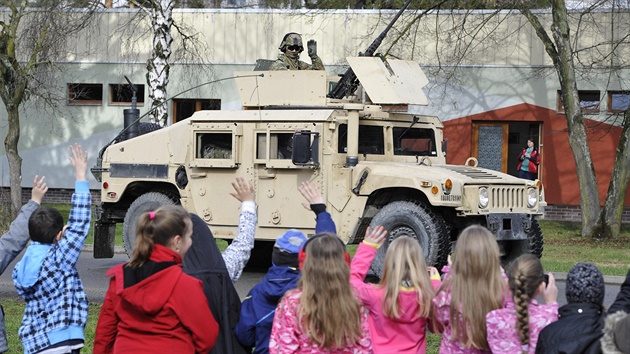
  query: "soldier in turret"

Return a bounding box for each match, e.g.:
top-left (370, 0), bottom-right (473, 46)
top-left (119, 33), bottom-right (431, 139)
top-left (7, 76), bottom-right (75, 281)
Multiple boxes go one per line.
top-left (270, 32), bottom-right (324, 71)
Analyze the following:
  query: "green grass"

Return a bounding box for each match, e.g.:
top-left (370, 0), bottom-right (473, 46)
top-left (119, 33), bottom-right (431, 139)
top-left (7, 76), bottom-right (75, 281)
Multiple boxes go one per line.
top-left (539, 220), bottom-right (630, 276)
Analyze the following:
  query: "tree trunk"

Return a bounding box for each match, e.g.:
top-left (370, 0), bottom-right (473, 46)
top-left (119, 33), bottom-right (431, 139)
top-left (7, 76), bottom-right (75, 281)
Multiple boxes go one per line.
top-left (600, 110), bottom-right (630, 238)
top-left (548, 0), bottom-right (602, 237)
top-left (4, 106), bottom-right (22, 218)
top-left (146, 0), bottom-right (174, 126)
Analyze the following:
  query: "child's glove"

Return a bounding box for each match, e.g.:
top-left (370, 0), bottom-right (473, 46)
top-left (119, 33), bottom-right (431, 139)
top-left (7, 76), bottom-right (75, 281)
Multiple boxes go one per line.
top-left (307, 40), bottom-right (317, 59)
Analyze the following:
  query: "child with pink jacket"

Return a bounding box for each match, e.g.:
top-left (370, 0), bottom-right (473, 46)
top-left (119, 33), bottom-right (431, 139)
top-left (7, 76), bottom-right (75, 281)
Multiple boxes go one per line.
top-left (350, 226), bottom-right (441, 353)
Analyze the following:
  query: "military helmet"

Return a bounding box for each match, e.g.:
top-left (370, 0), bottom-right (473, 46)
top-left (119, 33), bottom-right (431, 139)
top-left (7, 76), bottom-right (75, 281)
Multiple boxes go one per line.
top-left (279, 32), bottom-right (304, 53)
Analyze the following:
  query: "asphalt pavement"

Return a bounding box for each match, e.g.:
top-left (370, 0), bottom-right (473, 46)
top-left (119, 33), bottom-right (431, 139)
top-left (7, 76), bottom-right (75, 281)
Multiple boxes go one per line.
top-left (0, 248), bottom-right (626, 308)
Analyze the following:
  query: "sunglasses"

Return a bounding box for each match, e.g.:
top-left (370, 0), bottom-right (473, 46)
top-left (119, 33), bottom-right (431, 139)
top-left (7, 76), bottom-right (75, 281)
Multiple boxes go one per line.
top-left (287, 45), bottom-right (301, 51)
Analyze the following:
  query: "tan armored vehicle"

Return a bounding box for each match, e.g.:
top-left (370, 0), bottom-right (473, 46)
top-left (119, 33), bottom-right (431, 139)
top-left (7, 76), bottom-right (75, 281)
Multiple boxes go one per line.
top-left (91, 55), bottom-right (546, 274)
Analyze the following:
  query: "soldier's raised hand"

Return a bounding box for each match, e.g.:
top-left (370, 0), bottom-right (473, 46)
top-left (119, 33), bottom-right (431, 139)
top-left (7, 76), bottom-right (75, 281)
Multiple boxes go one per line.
top-left (307, 39), bottom-right (317, 58)
top-left (31, 175), bottom-right (48, 204)
top-left (298, 181), bottom-right (324, 210)
top-left (230, 177), bottom-right (255, 202)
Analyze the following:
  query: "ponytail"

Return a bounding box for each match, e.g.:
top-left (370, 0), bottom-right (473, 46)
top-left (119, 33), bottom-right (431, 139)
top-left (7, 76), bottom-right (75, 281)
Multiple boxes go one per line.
top-left (508, 254), bottom-right (545, 350)
top-left (128, 205), bottom-right (191, 267)
top-left (513, 273), bottom-right (531, 347)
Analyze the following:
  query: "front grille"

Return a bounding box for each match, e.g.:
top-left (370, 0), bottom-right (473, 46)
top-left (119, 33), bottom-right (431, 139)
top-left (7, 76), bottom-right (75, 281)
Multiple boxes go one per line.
top-left (491, 187), bottom-right (526, 209)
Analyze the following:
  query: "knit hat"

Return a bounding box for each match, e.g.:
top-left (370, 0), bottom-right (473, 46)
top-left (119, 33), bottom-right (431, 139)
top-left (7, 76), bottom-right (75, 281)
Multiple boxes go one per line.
top-left (272, 229), bottom-right (307, 268)
top-left (565, 262), bottom-right (605, 306)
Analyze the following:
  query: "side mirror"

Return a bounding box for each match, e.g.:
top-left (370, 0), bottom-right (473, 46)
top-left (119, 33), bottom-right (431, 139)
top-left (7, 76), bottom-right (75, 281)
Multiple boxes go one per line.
top-left (292, 130), bottom-right (320, 168)
top-left (442, 138), bottom-right (448, 157)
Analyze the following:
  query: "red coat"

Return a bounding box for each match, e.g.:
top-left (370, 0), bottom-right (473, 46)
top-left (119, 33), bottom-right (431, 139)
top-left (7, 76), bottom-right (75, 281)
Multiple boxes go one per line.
top-left (517, 148), bottom-right (539, 174)
top-left (94, 244), bottom-right (218, 354)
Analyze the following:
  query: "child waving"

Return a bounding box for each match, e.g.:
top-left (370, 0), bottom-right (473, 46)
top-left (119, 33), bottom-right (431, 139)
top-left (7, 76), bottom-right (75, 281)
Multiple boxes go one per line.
top-left (432, 225), bottom-right (510, 353)
top-left (350, 226), bottom-right (440, 353)
top-left (487, 254), bottom-right (558, 353)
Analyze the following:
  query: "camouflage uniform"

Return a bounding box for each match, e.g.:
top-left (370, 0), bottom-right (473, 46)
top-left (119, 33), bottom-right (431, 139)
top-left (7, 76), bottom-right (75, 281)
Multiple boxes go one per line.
top-left (270, 32), bottom-right (324, 71)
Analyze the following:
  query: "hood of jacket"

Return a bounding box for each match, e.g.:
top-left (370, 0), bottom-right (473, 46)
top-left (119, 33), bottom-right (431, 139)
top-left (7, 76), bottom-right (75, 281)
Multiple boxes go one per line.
top-left (259, 265), bottom-right (301, 303)
top-left (13, 242), bottom-right (53, 294)
top-left (108, 244), bottom-right (183, 316)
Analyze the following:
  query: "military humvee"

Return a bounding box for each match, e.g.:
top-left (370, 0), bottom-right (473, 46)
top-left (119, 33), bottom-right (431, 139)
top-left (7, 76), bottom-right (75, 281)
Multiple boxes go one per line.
top-left (90, 55), bottom-right (546, 274)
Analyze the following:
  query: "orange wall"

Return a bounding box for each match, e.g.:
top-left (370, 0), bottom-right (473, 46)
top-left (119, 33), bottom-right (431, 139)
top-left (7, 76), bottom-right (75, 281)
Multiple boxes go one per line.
top-left (442, 103), bottom-right (630, 206)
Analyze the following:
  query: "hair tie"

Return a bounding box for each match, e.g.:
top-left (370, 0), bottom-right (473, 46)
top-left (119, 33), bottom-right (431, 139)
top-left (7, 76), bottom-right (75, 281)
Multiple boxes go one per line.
top-left (149, 211), bottom-right (155, 220)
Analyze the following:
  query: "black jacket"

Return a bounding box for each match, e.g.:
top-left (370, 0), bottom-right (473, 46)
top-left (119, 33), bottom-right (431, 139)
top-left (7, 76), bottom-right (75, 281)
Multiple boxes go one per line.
top-left (183, 214), bottom-right (249, 354)
top-left (536, 270), bottom-right (630, 354)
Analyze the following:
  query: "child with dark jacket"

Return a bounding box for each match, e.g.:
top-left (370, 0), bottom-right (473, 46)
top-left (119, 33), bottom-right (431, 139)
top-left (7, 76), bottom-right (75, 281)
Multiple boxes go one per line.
top-left (233, 181), bottom-right (337, 354)
top-left (13, 144), bottom-right (91, 354)
top-left (0, 176), bottom-right (47, 353)
top-left (536, 264), bottom-right (630, 354)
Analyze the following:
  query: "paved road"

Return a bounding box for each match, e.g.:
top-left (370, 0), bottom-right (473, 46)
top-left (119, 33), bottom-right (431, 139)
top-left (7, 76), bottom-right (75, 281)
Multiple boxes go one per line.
top-left (0, 250), bottom-right (625, 308)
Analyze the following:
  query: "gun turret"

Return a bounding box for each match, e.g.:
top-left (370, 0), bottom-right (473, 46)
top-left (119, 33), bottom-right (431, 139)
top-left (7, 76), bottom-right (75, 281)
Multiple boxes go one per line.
top-left (327, 0), bottom-right (413, 99)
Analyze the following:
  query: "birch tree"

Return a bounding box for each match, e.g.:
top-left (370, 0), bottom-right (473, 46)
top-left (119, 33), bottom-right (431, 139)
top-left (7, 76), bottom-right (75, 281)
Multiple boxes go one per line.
top-left (0, 0), bottom-right (99, 217)
top-left (127, 0), bottom-right (211, 126)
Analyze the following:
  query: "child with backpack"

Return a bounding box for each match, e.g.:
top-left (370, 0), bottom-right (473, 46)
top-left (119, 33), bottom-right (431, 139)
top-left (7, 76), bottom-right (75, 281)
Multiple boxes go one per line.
top-left (350, 226), bottom-right (440, 353)
top-left (432, 225), bottom-right (510, 353)
top-left (234, 181), bottom-right (337, 354)
top-left (269, 233), bottom-right (372, 353)
top-left (486, 254), bottom-right (558, 353)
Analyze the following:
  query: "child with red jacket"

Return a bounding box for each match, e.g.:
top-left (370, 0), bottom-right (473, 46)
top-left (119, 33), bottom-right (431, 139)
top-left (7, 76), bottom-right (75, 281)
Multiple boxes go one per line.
top-left (93, 205), bottom-right (218, 353)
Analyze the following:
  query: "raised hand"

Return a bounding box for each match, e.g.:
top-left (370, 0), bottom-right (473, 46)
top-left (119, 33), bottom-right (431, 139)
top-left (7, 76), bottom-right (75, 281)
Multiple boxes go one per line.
top-left (364, 226), bottom-right (387, 246)
top-left (428, 266), bottom-right (440, 279)
top-left (542, 272), bottom-right (558, 304)
top-left (31, 175), bottom-right (48, 204)
top-left (68, 144), bottom-right (88, 181)
top-left (230, 177), bottom-right (255, 202)
top-left (298, 181), bottom-right (324, 210)
top-left (307, 39), bottom-right (317, 58)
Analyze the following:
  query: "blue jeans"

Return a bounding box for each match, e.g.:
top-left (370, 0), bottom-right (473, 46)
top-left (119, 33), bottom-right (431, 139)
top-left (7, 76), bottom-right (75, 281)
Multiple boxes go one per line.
top-left (518, 169), bottom-right (537, 181)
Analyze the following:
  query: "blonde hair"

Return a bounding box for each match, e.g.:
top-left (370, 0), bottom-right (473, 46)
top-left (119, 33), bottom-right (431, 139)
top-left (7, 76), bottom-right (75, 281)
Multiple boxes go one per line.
top-left (128, 205), bottom-right (191, 268)
top-left (508, 254), bottom-right (544, 348)
top-left (298, 234), bottom-right (363, 349)
top-left (379, 236), bottom-right (434, 318)
top-left (437, 225), bottom-right (505, 350)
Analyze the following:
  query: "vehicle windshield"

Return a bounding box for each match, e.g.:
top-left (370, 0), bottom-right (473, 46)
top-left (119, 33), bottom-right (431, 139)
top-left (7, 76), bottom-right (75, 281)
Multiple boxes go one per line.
top-left (393, 127), bottom-right (436, 156)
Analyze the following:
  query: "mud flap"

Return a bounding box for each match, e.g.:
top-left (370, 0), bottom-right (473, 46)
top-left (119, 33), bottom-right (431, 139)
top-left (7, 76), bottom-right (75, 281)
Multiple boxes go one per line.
top-left (93, 204), bottom-right (116, 258)
top-left (486, 213), bottom-right (532, 241)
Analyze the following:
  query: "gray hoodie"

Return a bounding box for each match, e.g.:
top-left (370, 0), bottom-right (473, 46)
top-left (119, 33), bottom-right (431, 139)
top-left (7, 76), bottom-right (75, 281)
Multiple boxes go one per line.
top-left (0, 200), bottom-right (39, 352)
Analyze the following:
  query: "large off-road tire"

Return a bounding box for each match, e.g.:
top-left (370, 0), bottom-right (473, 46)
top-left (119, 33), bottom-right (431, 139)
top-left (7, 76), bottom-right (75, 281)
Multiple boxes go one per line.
top-left (123, 192), bottom-right (179, 257)
top-left (369, 201), bottom-right (450, 278)
top-left (499, 219), bottom-right (544, 266)
top-left (115, 122), bottom-right (162, 143)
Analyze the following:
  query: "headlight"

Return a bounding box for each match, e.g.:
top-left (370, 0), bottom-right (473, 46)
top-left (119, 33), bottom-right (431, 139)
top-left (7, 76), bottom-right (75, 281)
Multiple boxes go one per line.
top-left (527, 188), bottom-right (537, 208)
top-left (479, 187), bottom-right (489, 209)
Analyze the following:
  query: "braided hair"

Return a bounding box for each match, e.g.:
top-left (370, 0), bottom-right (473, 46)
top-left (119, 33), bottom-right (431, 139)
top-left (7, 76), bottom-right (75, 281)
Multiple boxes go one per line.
top-left (508, 254), bottom-right (545, 350)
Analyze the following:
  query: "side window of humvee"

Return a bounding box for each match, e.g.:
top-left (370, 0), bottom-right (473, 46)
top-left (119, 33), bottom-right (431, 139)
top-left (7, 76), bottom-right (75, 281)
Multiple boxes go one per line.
top-left (197, 133), bottom-right (232, 159)
top-left (337, 124), bottom-right (385, 155)
top-left (257, 132), bottom-right (293, 160)
top-left (393, 127), bottom-right (437, 156)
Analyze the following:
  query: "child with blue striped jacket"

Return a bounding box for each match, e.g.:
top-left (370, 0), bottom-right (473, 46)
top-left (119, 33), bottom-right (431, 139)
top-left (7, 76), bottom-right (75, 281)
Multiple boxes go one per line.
top-left (13, 144), bottom-right (91, 354)
top-left (233, 181), bottom-right (337, 354)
